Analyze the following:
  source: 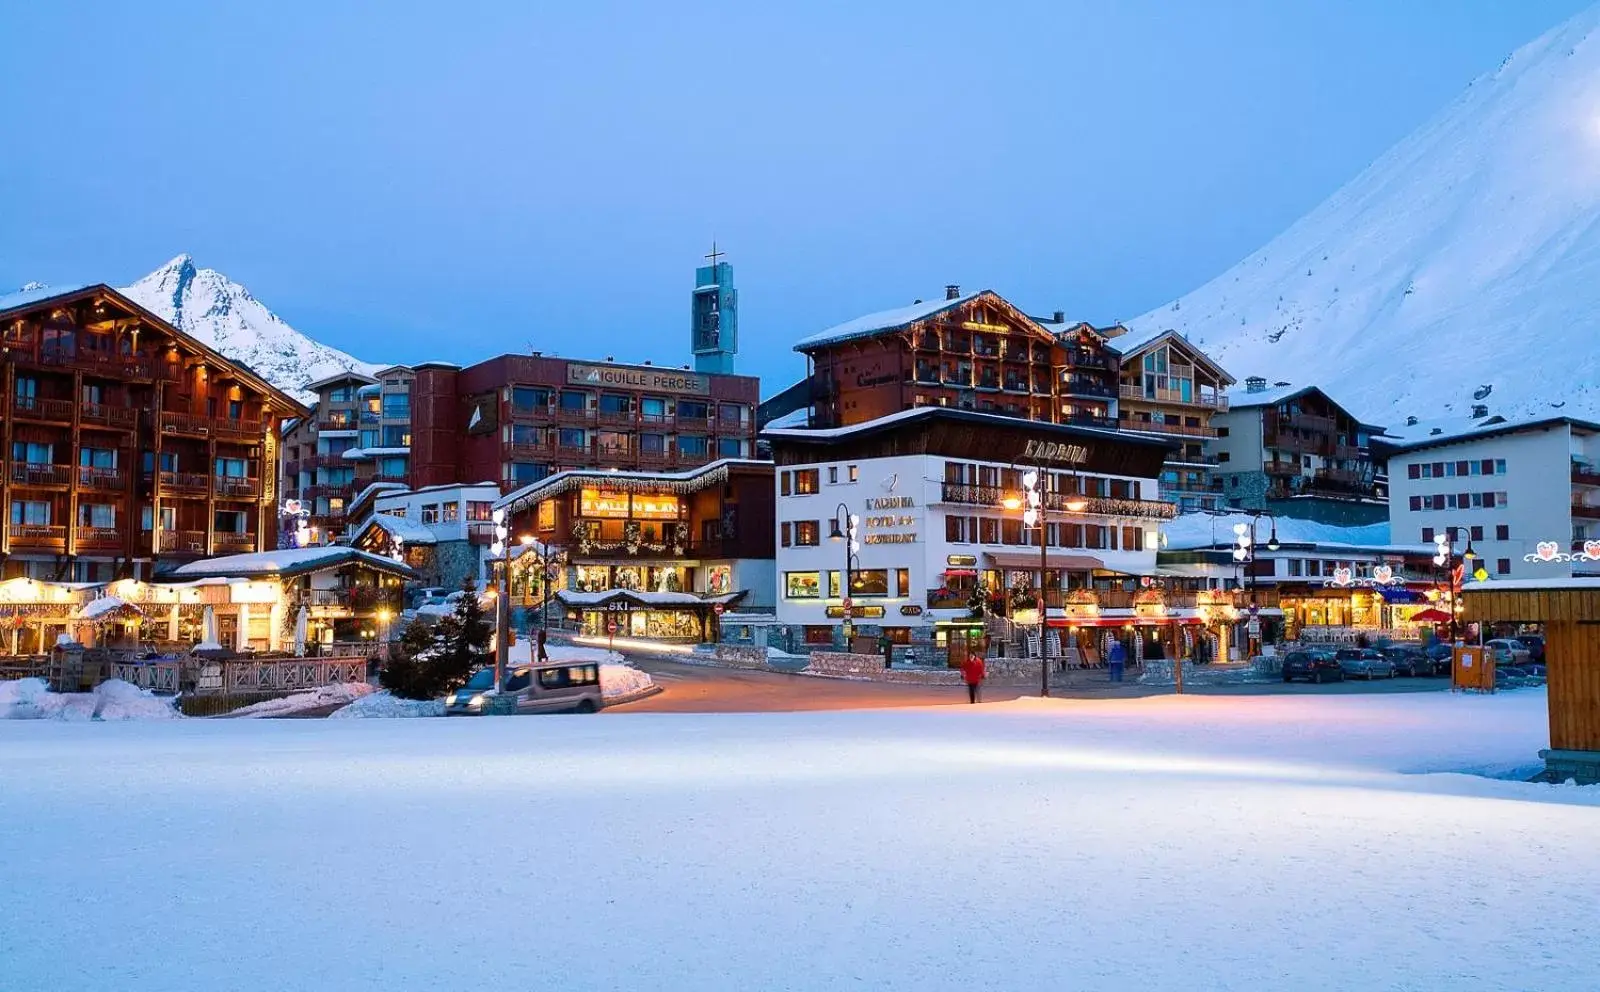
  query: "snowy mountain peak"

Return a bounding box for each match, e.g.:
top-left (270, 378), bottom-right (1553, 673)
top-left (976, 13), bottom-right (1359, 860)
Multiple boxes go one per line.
top-left (121, 257), bottom-right (376, 402)
top-left (1131, 5), bottom-right (1600, 428)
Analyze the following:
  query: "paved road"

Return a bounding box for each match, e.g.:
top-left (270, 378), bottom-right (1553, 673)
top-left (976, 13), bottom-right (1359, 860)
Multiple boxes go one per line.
top-left (609, 656), bottom-right (1451, 713)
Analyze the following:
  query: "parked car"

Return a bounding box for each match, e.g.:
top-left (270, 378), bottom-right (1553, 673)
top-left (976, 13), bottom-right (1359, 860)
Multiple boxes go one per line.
top-left (1335, 647), bottom-right (1397, 680)
top-left (1381, 646), bottom-right (1432, 677)
top-left (1282, 649), bottom-right (1344, 684)
top-left (1516, 634), bottom-right (1546, 663)
top-left (444, 662), bottom-right (604, 716)
top-left (1485, 638), bottom-right (1532, 666)
top-left (409, 586), bottom-right (450, 608)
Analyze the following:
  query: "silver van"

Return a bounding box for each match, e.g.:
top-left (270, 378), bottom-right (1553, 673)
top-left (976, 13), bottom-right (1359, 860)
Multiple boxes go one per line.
top-left (444, 662), bottom-right (603, 715)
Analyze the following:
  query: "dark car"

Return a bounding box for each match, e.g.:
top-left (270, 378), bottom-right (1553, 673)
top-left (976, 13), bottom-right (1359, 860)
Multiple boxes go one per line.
top-left (1282, 649), bottom-right (1344, 684)
top-left (1382, 646), bottom-right (1432, 677)
top-left (1517, 634), bottom-right (1546, 663)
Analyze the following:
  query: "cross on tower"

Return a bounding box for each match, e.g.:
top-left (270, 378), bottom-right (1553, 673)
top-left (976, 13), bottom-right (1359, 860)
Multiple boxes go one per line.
top-left (705, 241), bottom-right (725, 267)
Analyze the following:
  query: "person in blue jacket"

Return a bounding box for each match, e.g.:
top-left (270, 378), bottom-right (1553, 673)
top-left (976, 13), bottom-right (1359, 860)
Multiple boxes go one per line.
top-left (1107, 638), bottom-right (1127, 683)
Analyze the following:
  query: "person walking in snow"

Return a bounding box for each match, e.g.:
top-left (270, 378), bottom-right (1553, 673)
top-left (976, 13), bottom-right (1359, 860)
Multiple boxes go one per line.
top-left (1107, 638), bottom-right (1127, 683)
top-left (960, 654), bottom-right (986, 703)
top-left (536, 627), bottom-right (549, 664)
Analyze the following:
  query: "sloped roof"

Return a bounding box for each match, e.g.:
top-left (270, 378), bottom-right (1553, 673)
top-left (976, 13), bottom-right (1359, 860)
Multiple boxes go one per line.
top-left (355, 513), bottom-right (438, 546)
top-left (0, 283), bottom-right (309, 417)
top-left (1378, 413), bottom-right (1600, 453)
top-left (1225, 383), bottom-right (1317, 410)
top-left (161, 546), bottom-right (416, 581)
top-left (495, 458), bottom-right (772, 515)
top-left (794, 292), bottom-right (988, 351)
top-left (1107, 327), bottom-right (1235, 384)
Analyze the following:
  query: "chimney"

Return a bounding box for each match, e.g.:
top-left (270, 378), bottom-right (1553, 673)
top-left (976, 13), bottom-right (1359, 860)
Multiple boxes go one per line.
top-left (945, 284), bottom-right (960, 300)
top-left (643, 360), bottom-right (652, 366)
top-left (1405, 416), bottom-right (1418, 426)
top-left (1471, 403), bottom-right (1488, 418)
top-left (1053, 310), bottom-right (1065, 323)
top-left (605, 356), bottom-right (614, 362)
top-left (1245, 376), bottom-right (1267, 394)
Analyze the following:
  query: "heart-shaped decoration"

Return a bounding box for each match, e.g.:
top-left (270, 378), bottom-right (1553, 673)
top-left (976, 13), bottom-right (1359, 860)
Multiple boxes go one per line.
top-left (1536, 541), bottom-right (1559, 561)
top-left (1372, 565), bottom-right (1394, 584)
top-left (1584, 540), bottom-right (1600, 560)
top-left (1331, 566), bottom-right (1353, 586)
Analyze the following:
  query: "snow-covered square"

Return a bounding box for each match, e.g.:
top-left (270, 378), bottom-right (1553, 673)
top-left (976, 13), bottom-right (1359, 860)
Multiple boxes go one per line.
top-left (2, 690), bottom-right (1596, 991)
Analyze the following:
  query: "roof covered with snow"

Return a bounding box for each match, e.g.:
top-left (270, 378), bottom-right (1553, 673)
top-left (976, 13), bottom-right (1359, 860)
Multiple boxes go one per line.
top-left (356, 513), bottom-right (438, 546)
top-left (0, 283), bottom-right (93, 314)
top-left (1223, 383), bottom-right (1317, 411)
top-left (763, 407), bottom-right (811, 430)
top-left (1161, 512), bottom-right (1428, 554)
top-left (793, 292), bottom-right (987, 351)
top-left (555, 589), bottom-right (745, 608)
top-left (496, 459), bottom-right (772, 514)
top-left (1377, 412), bottom-right (1600, 452)
top-left (161, 546), bottom-right (417, 581)
top-left (762, 405), bottom-right (1174, 455)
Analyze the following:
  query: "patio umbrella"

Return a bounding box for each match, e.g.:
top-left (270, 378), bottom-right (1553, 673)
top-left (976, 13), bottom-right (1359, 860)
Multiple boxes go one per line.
top-left (1409, 607), bottom-right (1453, 624)
top-left (292, 605), bottom-right (309, 657)
top-left (199, 605), bottom-right (219, 648)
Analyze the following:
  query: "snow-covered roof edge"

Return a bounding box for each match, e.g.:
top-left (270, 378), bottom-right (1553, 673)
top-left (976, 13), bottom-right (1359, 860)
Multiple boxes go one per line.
top-left (495, 458), bottom-right (773, 515)
top-left (794, 291), bottom-right (990, 351)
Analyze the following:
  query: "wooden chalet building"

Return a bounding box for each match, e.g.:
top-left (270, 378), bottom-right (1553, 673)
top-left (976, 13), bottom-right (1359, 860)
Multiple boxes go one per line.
top-left (1211, 379), bottom-right (1382, 516)
top-left (793, 287), bottom-right (1119, 431)
top-left (0, 284), bottom-right (306, 582)
top-left (1100, 327), bottom-right (1235, 514)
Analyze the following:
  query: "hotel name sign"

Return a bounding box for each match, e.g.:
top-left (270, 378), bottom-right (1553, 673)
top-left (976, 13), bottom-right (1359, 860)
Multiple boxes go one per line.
top-left (1021, 439), bottom-right (1090, 465)
top-left (862, 495), bottom-right (917, 545)
top-left (567, 363), bottom-right (710, 395)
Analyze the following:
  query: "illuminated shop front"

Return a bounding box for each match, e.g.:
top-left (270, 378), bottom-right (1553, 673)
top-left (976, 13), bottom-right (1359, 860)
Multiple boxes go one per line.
top-left (557, 588), bottom-right (744, 642)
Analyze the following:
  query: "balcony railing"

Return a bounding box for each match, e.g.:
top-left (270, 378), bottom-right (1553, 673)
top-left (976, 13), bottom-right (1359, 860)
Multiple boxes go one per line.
top-left (213, 531), bottom-right (258, 552)
top-left (1263, 460), bottom-right (1301, 476)
top-left (1063, 352), bottom-right (1112, 370)
top-left (1060, 413), bottom-right (1119, 431)
top-left (317, 418), bottom-right (359, 432)
top-left (1119, 418), bottom-right (1218, 439)
top-left (159, 530), bottom-right (209, 554)
top-left (77, 466), bottom-right (126, 490)
top-left (215, 476), bottom-right (261, 499)
top-left (11, 524), bottom-right (67, 546)
top-left (1061, 378), bottom-right (1116, 399)
top-left (1572, 502), bottom-right (1600, 520)
top-left (75, 527), bottom-right (123, 549)
top-left (1121, 384), bottom-right (1229, 410)
top-left (12, 396), bottom-right (75, 421)
top-left (1573, 462), bottom-right (1600, 487)
top-left (36, 349), bottom-right (153, 379)
top-left (80, 403), bottom-right (140, 429)
top-left (158, 471), bottom-right (211, 494)
top-left (1264, 432), bottom-right (1325, 454)
top-left (937, 483), bottom-right (1176, 519)
top-left (161, 412), bottom-right (268, 439)
top-left (507, 441), bottom-right (554, 460)
top-left (10, 462), bottom-right (72, 486)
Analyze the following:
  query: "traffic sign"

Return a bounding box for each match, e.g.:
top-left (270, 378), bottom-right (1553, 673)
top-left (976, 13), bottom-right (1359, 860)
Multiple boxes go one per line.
top-left (842, 598), bottom-right (853, 610)
top-left (606, 620), bottom-right (618, 634)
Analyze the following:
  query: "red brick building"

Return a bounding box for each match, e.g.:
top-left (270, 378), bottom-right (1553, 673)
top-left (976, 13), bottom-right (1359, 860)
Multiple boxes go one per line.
top-left (410, 354), bottom-right (761, 492)
top-left (0, 284), bottom-right (306, 581)
top-left (793, 287), bottom-right (1119, 431)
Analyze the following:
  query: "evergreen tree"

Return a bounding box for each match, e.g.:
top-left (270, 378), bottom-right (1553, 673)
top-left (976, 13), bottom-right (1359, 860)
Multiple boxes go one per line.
top-left (379, 618), bottom-right (445, 700)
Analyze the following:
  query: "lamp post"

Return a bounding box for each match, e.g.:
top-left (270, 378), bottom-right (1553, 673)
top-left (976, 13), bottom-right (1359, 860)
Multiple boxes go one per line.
top-left (1432, 526), bottom-right (1478, 643)
top-left (1231, 512), bottom-right (1279, 656)
top-left (490, 507), bottom-right (511, 689)
top-left (375, 608), bottom-right (392, 662)
top-left (828, 502), bottom-right (859, 650)
top-left (1005, 466), bottom-right (1087, 697)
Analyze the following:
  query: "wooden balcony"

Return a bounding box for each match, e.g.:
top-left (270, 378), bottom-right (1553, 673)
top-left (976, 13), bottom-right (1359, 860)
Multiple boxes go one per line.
top-left (77, 466), bottom-right (127, 491)
top-left (158, 530), bottom-right (209, 554)
top-left (676, 449), bottom-right (713, 467)
top-left (161, 412), bottom-right (267, 440)
top-left (1121, 384), bottom-right (1229, 410)
top-left (35, 349), bottom-right (153, 380)
top-left (215, 476), bottom-right (261, 499)
top-left (1263, 460), bottom-right (1301, 476)
top-left (1264, 432), bottom-right (1325, 454)
top-left (317, 418), bottom-right (359, 432)
top-left (936, 483), bottom-right (1176, 519)
top-left (11, 524), bottom-right (67, 549)
top-left (595, 409), bottom-right (635, 427)
top-left (1119, 418), bottom-right (1218, 439)
top-left (1572, 502), bottom-right (1600, 521)
top-left (506, 442), bottom-right (554, 460)
top-left (305, 453), bottom-right (352, 469)
top-left (1061, 377), bottom-right (1116, 399)
top-left (509, 403), bottom-right (554, 421)
top-left (10, 462), bottom-right (72, 487)
top-left (12, 396), bottom-right (75, 421)
top-left (75, 527), bottom-right (124, 551)
top-left (555, 407), bottom-right (596, 426)
top-left (158, 470), bottom-right (211, 495)
top-left (213, 531), bottom-right (258, 553)
top-left (80, 403), bottom-right (140, 430)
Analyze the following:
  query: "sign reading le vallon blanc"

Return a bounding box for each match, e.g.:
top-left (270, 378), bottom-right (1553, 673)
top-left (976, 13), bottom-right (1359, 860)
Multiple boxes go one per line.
top-left (567, 363), bottom-right (710, 395)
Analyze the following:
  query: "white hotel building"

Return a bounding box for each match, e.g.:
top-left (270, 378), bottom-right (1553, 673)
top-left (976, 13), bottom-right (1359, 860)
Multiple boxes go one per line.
top-left (765, 408), bottom-right (1178, 651)
top-left (1383, 414), bottom-right (1600, 581)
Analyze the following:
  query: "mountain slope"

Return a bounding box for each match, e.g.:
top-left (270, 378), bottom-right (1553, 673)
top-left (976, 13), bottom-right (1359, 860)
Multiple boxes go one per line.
top-left (1129, 5), bottom-right (1600, 427)
top-left (121, 255), bottom-right (377, 401)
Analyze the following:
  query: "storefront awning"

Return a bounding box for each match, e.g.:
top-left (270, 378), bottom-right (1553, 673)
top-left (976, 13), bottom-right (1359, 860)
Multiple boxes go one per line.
top-left (983, 553), bottom-right (1105, 570)
top-left (555, 589), bottom-right (745, 610)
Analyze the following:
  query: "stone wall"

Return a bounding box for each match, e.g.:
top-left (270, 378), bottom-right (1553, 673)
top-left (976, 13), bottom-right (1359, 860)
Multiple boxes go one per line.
top-left (804, 652), bottom-right (963, 685)
top-left (710, 644), bottom-right (772, 670)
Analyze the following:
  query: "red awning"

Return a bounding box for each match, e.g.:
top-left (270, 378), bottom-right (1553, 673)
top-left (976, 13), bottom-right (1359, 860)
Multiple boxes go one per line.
top-left (1408, 607), bottom-right (1453, 623)
top-left (984, 553), bottom-right (1105, 570)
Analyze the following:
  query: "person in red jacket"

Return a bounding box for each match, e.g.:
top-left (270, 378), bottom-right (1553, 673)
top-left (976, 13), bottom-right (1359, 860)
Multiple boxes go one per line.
top-left (960, 654), bottom-right (986, 704)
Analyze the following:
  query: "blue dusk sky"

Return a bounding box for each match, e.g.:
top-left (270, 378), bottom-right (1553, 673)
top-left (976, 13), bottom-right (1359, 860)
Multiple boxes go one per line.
top-left (1, 1), bottom-right (1588, 391)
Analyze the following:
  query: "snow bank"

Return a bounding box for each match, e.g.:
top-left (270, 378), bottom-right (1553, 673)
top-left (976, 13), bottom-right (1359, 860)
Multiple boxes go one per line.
top-left (228, 682), bottom-right (376, 718)
top-left (328, 690), bottom-right (443, 719)
top-left (599, 662), bottom-right (654, 700)
top-left (0, 678), bottom-right (181, 721)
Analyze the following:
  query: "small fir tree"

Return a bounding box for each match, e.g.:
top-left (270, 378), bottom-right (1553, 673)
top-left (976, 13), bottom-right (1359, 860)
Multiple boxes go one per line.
top-left (379, 617), bottom-right (446, 700)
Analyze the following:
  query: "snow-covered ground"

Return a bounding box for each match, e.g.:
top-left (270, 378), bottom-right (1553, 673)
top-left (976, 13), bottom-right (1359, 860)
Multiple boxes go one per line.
top-left (332, 648), bottom-right (653, 717)
top-left (2, 690), bottom-right (1594, 991)
top-left (227, 682), bottom-right (375, 718)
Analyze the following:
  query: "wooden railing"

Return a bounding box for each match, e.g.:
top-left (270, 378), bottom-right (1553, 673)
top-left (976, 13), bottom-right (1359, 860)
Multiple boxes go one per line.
top-left (161, 412), bottom-right (267, 439)
top-left (158, 470), bottom-right (210, 494)
top-left (158, 530), bottom-right (208, 554)
top-left (1119, 418), bottom-right (1219, 439)
top-left (36, 349), bottom-right (152, 379)
top-left (1263, 460), bottom-right (1301, 476)
top-left (12, 396), bottom-right (74, 420)
top-left (213, 531), bottom-right (258, 552)
top-left (12, 524), bottom-right (67, 546)
top-left (10, 462), bottom-right (72, 486)
top-left (76, 526), bottom-right (123, 549)
top-left (937, 483), bottom-right (1175, 519)
top-left (1121, 384), bottom-right (1229, 410)
top-left (215, 476), bottom-right (261, 499)
top-left (80, 403), bottom-right (140, 429)
top-left (77, 466), bottom-right (126, 490)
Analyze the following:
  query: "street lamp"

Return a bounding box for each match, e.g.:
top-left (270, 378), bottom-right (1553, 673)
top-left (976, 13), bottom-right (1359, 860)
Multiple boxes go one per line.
top-left (490, 507), bottom-right (511, 689)
top-left (516, 532), bottom-right (568, 631)
top-left (1008, 466), bottom-right (1088, 697)
top-left (1231, 511), bottom-right (1279, 655)
top-left (828, 502), bottom-right (860, 649)
top-left (375, 607), bottom-right (392, 662)
top-left (1432, 526), bottom-right (1478, 643)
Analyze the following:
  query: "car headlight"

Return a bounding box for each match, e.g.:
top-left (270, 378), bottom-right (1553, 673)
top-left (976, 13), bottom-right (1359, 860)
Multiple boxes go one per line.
top-left (445, 692), bottom-right (457, 707)
top-left (468, 693), bottom-right (487, 707)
